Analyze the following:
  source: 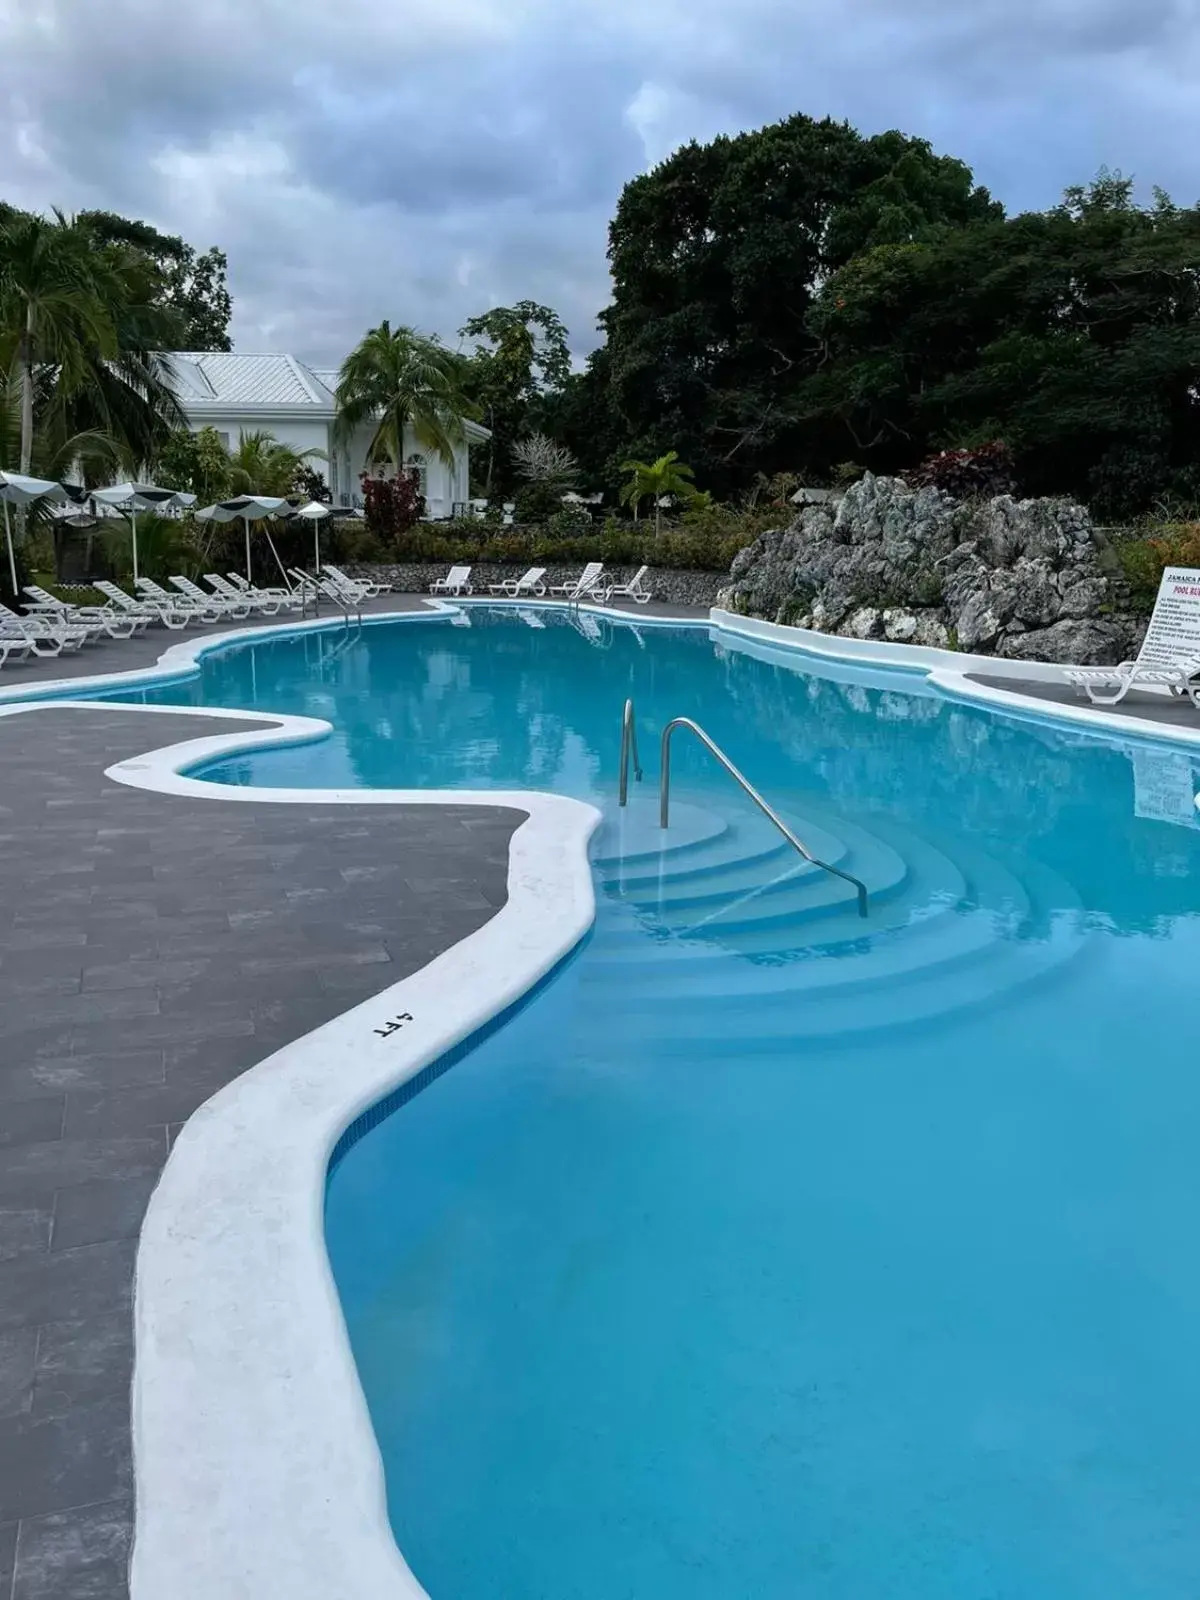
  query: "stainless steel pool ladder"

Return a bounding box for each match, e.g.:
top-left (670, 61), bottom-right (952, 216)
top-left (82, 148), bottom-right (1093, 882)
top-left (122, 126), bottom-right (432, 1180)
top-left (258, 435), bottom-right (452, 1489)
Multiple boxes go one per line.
top-left (618, 699), bottom-right (869, 918)
top-left (618, 696), bottom-right (644, 802)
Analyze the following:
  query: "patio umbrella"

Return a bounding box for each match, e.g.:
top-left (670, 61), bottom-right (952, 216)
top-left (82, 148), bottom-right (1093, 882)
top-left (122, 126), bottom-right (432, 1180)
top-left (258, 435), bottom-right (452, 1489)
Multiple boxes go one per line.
top-left (0, 472), bottom-right (68, 595)
top-left (292, 500), bottom-right (330, 573)
top-left (90, 483), bottom-right (195, 585)
top-left (194, 496), bottom-right (290, 584)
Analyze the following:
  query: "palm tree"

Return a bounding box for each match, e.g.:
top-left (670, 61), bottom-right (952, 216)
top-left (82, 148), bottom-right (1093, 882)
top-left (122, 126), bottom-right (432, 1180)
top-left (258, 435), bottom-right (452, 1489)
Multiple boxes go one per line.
top-left (620, 452), bottom-right (697, 535)
top-left (61, 231), bottom-right (186, 475)
top-left (0, 209), bottom-right (118, 476)
top-left (334, 320), bottom-right (473, 474)
top-left (227, 428), bottom-right (323, 497)
top-left (0, 208), bottom-right (185, 480)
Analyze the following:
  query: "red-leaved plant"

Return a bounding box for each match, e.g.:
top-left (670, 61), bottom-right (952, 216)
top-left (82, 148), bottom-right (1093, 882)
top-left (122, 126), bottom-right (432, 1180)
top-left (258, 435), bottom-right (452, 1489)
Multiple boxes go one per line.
top-left (903, 442), bottom-right (1017, 500)
top-left (361, 471), bottom-right (425, 541)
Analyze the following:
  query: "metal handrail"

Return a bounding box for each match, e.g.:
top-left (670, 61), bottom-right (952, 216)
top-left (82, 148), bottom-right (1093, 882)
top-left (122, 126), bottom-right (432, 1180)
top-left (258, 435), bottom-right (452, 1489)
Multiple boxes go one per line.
top-left (618, 697), bottom-right (643, 805)
top-left (659, 716), bottom-right (869, 918)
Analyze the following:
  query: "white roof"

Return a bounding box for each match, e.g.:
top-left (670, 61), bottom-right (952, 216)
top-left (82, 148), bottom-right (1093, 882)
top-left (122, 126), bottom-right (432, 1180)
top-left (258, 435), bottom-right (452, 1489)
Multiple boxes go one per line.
top-left (166, 352), bottom-right (336, 409)
top-left (164, 351), bottom-right (490, 440)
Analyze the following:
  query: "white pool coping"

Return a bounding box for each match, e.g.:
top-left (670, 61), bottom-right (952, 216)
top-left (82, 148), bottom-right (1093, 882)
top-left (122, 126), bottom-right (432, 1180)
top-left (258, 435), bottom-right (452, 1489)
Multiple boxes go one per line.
top-left (5, 596), bottom-right (1200, 1600)
top-left (115, 716), bottom-right (601, 1600)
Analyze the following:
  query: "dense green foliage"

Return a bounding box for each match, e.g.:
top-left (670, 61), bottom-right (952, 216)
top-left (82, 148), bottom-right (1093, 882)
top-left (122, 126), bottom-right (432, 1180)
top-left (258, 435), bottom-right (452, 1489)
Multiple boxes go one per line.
top-left (0, 206), bottom-right (189, 485)
top-left (76, 211), bottom-right (232, 350)
top-left (533, 115), bottom-right (1200, 521)
top-left (460, 303), bottom-right (570, 496)
top-left (155, 424), bottom-right (324, 502)
top-left (155, 424), bottom-right (234, 503)
top-left (384, 518), bottom-right (749, 571)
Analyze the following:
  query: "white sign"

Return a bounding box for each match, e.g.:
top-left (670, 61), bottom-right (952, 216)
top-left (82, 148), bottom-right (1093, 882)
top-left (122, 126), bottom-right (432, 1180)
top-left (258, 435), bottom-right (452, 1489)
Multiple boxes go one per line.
top-left (1131, 748), bottom-right (1200, 828)
top-left (1138, 566), bottom-right (1200, 667)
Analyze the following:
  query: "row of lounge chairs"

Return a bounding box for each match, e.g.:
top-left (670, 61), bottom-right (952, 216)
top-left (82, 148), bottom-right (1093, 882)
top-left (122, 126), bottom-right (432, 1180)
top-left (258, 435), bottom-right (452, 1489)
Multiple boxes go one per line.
top-left (429, 563), bottom-right (653, 604)
top-left (0, 566), bottom-right (389, 672)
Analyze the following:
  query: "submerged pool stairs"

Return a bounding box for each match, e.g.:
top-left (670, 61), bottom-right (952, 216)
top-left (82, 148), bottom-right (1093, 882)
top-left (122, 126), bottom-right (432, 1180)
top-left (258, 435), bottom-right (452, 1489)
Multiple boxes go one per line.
top-left (588, 796), bottom-right (1085, 1046)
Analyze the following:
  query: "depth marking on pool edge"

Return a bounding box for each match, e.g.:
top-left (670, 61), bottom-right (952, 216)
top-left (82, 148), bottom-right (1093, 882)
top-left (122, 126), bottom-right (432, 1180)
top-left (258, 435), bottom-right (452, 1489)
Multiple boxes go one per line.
top-left (373, 1012), bottom-right (415, 1040)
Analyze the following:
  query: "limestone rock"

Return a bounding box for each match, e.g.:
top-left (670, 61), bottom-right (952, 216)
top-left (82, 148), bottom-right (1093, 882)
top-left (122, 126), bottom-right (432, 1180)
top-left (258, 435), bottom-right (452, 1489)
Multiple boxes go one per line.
top-left (720, 472), bottom-right (1140, 665)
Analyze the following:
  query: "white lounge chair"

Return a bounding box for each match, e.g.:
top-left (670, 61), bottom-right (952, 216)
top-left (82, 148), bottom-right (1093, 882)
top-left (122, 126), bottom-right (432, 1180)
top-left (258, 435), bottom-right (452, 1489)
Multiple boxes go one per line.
top-left (23, 584), bottom-right (141, 638)
top-left (170, 575), bottom-right (250, 618)
top-left (601, 564), bottom-right (653, 606)
top-left (1065, 566), bottom-right (1200, 707)
top-left (324, 564), bottom-right (390, 598)
top-left (289, 568), bottom-right (365, 614)
top-left (0, 606), bottom-right (85, 654)
top-left (204, 574), bottom-right (286, 616)
top-left (137, 578), bottom-right (223, 623)
top-left (226, 573), bottom-right (302, 609)
top-left (488, 567), bottom-right (547, 597)
top-left (316, 568), bottom-right (373, 603)
top-left (430, 565), bottom-right (473, 596)
top-left (549, 562), bottom-right (605, 600)
top-left (0, 636), bottom-right (35, 667)
top-left (96, 580), bottom-right (191, 630)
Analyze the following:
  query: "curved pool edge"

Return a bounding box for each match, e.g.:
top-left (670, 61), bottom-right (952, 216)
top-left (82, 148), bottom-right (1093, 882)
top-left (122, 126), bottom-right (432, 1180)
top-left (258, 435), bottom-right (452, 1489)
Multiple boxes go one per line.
top-left (0, 598), bottom-right (464, 707)
top-left (708, 608), bottom-right (1200, 752)
top-left (93, 710), bottom-right (601, 1600)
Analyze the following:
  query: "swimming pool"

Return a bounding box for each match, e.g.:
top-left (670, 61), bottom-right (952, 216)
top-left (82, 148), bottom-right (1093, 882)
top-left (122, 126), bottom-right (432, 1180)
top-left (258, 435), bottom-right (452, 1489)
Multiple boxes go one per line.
top-left (109, 608), bottom-right (1200, 1596)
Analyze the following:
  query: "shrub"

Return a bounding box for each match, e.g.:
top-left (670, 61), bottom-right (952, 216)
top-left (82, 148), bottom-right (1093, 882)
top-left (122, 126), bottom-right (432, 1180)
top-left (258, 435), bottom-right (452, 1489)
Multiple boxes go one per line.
top-left (513, 480), bottom-right (564, 523)
top-left (292, 463), bottom-right (330, 503)
top-left (543, 506), bottom-right (595, 540)
top-left (386, 519), bottom-right (746, 572)
top-left (1116, 524), bottom-right (1200, 614)
top-left (101, 512), bottom-right (204, 581)
top-left (361, 473), bottom-right (424, 540)
top-left (904, 441), bottom-right (1017, 500)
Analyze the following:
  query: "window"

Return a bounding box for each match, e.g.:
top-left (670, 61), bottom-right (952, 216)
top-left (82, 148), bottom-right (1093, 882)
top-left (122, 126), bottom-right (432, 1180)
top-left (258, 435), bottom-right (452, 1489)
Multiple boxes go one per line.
top-left (404, 453), bottom-right (428, 498)
top-left (215, 431), bottom-right (230, 449)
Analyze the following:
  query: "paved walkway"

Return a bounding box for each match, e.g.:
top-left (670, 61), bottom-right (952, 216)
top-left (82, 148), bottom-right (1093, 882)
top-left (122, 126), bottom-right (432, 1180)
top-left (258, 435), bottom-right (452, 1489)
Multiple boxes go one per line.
top-left (966, 674), bottom-right (1200, 731)
top-left (0, 706), bottom-right (521, 1600)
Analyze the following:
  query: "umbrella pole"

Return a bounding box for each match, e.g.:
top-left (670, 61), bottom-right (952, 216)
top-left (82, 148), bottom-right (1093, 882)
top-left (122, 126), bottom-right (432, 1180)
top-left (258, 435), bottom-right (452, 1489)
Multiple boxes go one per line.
top-left (131, 510), bottom-right (139, 587)
top-left (245, 518), bottom-right (252, 582)
top-left (3, 501), bottom-right (16, 597)
top-left (315, 521), bottom-right (321, 574)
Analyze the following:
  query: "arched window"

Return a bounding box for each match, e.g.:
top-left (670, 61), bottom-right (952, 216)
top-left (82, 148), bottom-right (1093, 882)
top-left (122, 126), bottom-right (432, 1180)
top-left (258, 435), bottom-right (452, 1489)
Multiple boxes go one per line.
top-left (404, 453), bottom-right (428, 498)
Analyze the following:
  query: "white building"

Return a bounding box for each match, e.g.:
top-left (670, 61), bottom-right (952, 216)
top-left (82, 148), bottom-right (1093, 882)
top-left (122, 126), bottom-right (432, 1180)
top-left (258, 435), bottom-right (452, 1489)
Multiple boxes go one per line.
top-left (166, 352), bottom-right (486, 518)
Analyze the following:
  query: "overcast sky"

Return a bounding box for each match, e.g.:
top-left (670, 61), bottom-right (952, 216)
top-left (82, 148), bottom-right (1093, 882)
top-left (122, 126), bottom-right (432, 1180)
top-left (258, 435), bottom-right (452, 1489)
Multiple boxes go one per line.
top-left (1, 0), bottom-right (1196, 365)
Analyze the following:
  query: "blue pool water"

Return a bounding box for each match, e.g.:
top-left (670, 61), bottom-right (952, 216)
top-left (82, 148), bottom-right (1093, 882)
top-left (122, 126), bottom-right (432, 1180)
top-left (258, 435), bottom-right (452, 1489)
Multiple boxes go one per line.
top-left (101, 609), bottom-right (1200, 1596)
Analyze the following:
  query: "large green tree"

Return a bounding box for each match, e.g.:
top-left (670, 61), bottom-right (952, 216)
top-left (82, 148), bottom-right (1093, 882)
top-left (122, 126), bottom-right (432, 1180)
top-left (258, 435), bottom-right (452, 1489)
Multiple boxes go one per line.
top-left (335, 320), bottom-right (473, 474)
top-left (798, 173), bottom-right (1200, 516)
top-left (596, 114), bottom-right (1000, 497)
top-left (78, 210), bottom-right (233, 351)
top-left (459, 301), bottom-right (571, 495)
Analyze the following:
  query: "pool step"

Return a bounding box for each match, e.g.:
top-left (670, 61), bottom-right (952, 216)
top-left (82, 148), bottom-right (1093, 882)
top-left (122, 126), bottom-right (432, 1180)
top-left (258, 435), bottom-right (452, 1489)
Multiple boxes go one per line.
top-left (583, 800), bottom-right (1086, 1038)
top-left (578, 916), bottom-right (1086, 1046)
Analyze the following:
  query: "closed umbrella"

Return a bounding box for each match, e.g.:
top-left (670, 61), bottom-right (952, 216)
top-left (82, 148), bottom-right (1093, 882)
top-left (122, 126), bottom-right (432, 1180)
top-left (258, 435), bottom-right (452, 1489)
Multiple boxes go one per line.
top-left (195, 496), bottom-right (291, 585)
top-left (292, 501), bottom-right (330, 573)
top-left (0, 472), bottom-right (68, 596)
top-left (91, 483), bottom-right (195, 585)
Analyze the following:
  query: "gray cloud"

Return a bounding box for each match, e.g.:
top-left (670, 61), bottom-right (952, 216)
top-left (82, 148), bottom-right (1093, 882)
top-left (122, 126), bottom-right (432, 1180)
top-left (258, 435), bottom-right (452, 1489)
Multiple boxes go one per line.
top-left (1, 0), bottom-right (1197, 365)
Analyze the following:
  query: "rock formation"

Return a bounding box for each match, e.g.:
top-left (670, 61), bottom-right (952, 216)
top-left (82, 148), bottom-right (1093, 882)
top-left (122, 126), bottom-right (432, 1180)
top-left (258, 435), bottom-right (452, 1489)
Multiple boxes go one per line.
top-left (719, 473), bottom-right (1140, 663)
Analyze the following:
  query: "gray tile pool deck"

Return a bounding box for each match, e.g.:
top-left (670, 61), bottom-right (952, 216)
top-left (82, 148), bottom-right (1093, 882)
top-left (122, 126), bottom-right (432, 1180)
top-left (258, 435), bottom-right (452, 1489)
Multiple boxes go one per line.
top-left (0, 702), bottom-right (523, 1599)
top-left (965, 672), bottom-right (1200, 730)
